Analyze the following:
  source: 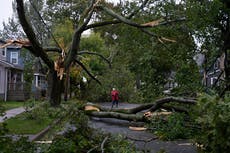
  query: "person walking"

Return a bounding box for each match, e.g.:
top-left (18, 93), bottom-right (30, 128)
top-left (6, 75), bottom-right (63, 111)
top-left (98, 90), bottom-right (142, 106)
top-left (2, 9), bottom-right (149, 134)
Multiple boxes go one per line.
top-left (111, 88), bottom-right (119, 109)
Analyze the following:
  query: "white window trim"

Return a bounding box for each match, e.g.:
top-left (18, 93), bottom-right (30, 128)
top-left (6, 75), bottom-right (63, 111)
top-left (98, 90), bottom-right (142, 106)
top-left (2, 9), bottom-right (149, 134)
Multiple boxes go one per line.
top-left (10, 52), bottom-right (18, 64)
top-left (210, 77), bottom-right (218, 85)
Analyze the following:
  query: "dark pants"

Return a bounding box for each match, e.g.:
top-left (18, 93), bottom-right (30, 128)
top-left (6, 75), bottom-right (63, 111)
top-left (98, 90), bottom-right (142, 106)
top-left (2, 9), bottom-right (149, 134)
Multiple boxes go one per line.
top-left (111, 100), bottom-right (118, 108)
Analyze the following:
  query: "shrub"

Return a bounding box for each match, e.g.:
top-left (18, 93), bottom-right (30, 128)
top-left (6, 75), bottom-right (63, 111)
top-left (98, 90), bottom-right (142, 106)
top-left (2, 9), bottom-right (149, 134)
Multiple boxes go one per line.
top-left (47, 136), bottom-right (77, 153)
top-left (192, 93), bottom-right (230, 153)
top-left (149, 112), bottom-right (196, 140)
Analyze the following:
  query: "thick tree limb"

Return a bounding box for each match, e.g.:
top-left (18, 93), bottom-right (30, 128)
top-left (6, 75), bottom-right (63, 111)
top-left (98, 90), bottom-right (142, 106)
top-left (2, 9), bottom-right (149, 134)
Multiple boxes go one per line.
top-left (78, 51), bottom-right (111, 67)
top-left (78, 0), bottom-right (97, 33)
top-left (98, 6), bottom-right (148, 28)
top-left (160, 105), bottom-right (189, 114)
top-left (101, 136), bottom-right (108, 153)
top-left (43, 47), bottom-right (62, 53)
top-left (74, 59), bottom-right (101, 85)
top-left (85, 97), bottom-right (196, 115)
top-left (87, 111), bottom-right (146, 122)
top-left (85, 97), bottom-right (197, 122)
top-left (148, 97), bottom-right (196, 112)
top-left (86, 0), bottom-right (150, 30)
top-left (85, 20), bottom-right (121, 30)
top-left (16, 0), bottom-right (54, 70)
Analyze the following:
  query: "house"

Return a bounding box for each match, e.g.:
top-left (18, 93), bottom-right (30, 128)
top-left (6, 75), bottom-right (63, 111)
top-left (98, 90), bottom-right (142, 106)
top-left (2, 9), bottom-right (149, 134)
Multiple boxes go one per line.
top-left (0, 39), bottom-right (26, 101)
top-left (163, 71), bottom-right (178, 94)
top-left (32, 57), bottom-right (47, 100)
top-left (203, 53), bottom-right (225, 88)
top-left (0, 39), bottom-right (47, 101)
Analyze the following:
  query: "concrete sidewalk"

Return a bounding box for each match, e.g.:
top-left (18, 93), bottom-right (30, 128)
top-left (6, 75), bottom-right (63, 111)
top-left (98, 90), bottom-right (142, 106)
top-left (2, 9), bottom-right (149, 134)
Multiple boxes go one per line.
top-left (0, 107), bottom-right (26, 123)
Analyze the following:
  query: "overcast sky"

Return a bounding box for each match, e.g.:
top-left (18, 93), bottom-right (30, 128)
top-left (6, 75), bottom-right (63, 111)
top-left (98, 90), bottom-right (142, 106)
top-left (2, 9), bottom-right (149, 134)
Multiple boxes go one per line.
top-left (0, 0), bottom-right (121, 30)
top-left (0, 0), bottom-right (13, 30)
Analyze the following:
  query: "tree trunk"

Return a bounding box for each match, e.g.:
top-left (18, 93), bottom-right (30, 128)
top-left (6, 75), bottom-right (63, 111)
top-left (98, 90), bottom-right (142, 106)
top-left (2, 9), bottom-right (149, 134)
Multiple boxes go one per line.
top-left (87, 111), bottom-right (146, 122)
top-left (48, 71), bottom-right (62, 106)
top-left (64, 68), bottom-right (70, 101)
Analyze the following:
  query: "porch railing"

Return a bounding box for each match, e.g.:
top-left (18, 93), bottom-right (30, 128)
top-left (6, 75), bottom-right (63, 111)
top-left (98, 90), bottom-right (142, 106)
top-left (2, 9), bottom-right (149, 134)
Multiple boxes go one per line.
top-left (7, 82), bottom-right (25, 91)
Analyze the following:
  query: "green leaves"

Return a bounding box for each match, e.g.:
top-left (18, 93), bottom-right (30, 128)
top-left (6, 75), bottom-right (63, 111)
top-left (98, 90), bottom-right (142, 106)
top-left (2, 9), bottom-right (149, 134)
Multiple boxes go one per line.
top-left (192, 93), bottom-right (230, 153)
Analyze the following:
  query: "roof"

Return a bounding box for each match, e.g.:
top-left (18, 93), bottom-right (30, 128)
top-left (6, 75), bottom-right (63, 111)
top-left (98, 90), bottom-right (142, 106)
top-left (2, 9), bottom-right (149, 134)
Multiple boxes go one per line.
top-left (0, 59), bottom-right (23, 70)
top-left (0, 39), bottom-right (31, 49)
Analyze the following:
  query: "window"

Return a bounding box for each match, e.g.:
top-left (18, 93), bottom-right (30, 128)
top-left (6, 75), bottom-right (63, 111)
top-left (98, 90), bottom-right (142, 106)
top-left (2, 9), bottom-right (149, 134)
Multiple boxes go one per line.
top-left (211, 77), bottom-right (217, 86)
top-left (2, 47), bottom-right (6, 57)
top-left (10, 52), bottom-right (18, 64)
top-left (214, 61), bottom-right (219, 70)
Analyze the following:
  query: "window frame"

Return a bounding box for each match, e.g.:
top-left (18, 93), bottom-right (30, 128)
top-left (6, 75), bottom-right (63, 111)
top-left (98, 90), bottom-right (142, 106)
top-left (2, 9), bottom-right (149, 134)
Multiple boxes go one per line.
top-left (10, 52), bottom-right (18, 64)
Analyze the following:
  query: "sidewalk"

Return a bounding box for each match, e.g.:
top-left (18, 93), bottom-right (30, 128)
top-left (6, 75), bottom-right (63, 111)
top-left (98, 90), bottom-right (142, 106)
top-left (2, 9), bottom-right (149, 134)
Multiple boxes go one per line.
top-left (0, 107), bottom-right (26, 123)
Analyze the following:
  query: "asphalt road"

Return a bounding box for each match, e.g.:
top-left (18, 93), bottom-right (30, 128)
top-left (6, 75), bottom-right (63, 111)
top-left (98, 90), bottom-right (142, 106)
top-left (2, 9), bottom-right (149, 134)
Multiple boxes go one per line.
top-left (88, 102), bottom-right (197, 153)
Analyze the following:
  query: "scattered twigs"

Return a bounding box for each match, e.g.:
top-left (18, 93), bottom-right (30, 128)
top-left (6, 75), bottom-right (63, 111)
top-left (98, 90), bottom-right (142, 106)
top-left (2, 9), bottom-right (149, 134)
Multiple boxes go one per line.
top-left (101, 136), bottom-right (109, 153)
top-left (87, 146), bottom-right (99, 153)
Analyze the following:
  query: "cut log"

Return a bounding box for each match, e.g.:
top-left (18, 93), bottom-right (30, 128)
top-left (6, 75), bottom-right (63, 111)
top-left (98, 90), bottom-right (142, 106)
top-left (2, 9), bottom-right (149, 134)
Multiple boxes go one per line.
top-left (129, 126), bottom-right (147, 131)
top-left (86, 111), bottom-right (147, 122)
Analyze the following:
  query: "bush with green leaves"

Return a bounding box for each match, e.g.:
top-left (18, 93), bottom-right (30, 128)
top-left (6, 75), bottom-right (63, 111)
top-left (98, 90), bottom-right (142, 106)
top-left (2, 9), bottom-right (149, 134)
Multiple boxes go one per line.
top-left (192, 93), bottom-right (230, 153)
top-left (149, 112), bottom-right (196, 140)
top-left (0, 137), bottom-right (35, 153)
top-left (47, 136), bottom-right (77, 153)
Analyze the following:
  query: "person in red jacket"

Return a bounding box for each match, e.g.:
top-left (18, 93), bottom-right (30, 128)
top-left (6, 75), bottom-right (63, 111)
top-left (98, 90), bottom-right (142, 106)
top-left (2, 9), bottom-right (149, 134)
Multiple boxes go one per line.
top-left (111, 88), bottom-right (119, 109)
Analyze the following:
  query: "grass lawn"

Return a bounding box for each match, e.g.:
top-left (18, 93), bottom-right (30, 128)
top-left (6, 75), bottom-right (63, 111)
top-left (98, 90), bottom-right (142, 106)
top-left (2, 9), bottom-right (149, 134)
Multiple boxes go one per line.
top-left (5, 114), bottom-right (53, 134)
top-left (0, 101), bottom-right (26, 110)
top-left (4, 102), bottom-right (78, 134)
top-left (4, 102), bottom-right (69, 134)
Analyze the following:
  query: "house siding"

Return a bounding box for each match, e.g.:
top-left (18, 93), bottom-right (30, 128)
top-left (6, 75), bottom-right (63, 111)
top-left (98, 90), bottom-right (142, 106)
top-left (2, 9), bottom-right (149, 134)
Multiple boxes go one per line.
top-left (6, 47), bottom-right (24, 69)
top-left (205, 54), bottom-right (225, 88)
top-left (0, 67), bottom-right (6, 101)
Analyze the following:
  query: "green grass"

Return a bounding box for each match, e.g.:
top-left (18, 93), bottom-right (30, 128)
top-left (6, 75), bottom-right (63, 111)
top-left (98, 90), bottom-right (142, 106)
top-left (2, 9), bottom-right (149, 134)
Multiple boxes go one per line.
top-left (5, 114), bottom-right (53, 134)
top-left (4, 102), bottom-right (69, 134)
top-left (0, 101), bottom-right (26, 110)
top-left (4, 102), bottom-right (79, 134)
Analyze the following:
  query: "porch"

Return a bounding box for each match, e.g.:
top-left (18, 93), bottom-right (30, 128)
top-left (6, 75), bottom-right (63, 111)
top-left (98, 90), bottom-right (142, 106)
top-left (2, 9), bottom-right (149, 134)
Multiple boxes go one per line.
top-left (7, 82), bottom-right (30, 101)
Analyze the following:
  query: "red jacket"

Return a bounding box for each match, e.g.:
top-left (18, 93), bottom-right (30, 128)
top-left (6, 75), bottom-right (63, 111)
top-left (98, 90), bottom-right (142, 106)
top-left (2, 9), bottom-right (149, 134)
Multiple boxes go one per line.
top-left (111, 90), bottom-right (119, 101)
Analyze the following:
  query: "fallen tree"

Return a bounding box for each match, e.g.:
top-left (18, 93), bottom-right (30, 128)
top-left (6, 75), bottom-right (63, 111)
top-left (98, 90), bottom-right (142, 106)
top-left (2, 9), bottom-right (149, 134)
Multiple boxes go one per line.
top-left (84, 96), bottom-right (197, 122)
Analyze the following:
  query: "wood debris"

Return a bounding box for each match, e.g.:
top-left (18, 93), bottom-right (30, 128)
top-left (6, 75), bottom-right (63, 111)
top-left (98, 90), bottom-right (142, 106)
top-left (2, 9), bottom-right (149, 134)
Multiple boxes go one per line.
top-left (54, 50), bottom-right (65, 80)
top-left (141, 18), bottom-right (164, 27)
top-left (85, 105), bottom-right (100, 111)
top-left (129, 126), bottom-right (147, 131)
top-left (144, 111), bottom-right (172, 118)
top-left (0, 39), bottom-right (31, 48)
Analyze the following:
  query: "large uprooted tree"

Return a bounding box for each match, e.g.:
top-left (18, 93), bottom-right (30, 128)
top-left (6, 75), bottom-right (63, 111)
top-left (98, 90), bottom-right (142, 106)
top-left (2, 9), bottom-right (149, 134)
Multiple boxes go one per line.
top-left (15, 0), bottom-right (184, 106)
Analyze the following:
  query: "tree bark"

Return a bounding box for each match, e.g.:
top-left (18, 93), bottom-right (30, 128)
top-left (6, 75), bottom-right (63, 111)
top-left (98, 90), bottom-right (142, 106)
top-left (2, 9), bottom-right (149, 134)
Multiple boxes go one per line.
top-left (48, 71), bottom-right (62, 106)
top-left (87, 111), bottom-right (146, 122)
top-left (85, 97), bottom-right (196, 121)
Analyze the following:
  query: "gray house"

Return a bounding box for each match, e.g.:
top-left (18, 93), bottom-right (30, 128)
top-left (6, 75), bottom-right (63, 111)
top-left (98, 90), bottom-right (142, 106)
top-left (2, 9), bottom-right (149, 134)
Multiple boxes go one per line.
top-left (0, 39), bottom-right (47, 101)
top-left (0, 40), bottom-right (26, 101)
top-left (203, 53), bottom-right (225, 88)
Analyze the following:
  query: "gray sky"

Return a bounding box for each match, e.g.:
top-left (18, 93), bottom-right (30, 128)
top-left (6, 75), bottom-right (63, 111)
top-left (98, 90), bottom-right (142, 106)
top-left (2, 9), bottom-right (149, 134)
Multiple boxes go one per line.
top-left (0, 0), bottom-right (120, 30)
top-left (0, 0), bottom-right (13, 30)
